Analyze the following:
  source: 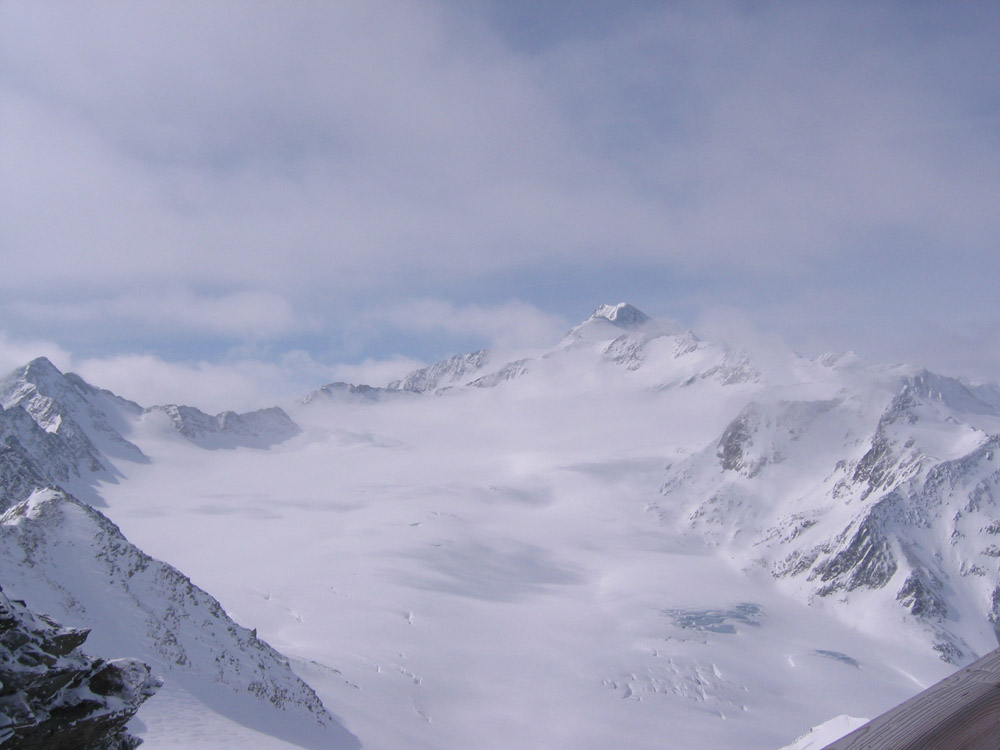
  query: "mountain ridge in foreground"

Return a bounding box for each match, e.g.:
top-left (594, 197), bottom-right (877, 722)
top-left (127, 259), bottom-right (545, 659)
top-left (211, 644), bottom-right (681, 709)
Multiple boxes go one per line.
top-left (3, 302), bottom-right (1000, 748)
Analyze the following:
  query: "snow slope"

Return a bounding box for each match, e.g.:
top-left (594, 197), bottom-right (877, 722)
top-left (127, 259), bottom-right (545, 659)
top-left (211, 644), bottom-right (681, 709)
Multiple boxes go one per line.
top-left (107, 397), bottom-right (940, 749)
top-left (0, 489), bottom-right (357, 749)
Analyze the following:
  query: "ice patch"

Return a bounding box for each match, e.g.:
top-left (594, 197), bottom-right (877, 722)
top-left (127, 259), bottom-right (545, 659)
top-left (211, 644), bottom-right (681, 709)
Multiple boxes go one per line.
top-left (662, 603), bottom-right (763, 634)
top-left (813, 650), bottom-right (860, 668)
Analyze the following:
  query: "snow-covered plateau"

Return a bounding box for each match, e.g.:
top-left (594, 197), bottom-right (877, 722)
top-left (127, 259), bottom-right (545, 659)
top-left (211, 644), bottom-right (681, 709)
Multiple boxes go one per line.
top-left (3, 303), bottom-right (999, 748)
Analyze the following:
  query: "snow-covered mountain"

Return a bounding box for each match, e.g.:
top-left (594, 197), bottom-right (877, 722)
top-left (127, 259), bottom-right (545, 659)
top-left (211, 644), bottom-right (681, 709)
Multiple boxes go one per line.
top-left (4, 304), bottom-right (1000, 748)
top-left (432, 307), bottom-right (1000, 667)
top-left (0, 359), bottom-right (302, 501)
top-left (306, 303), bottom-right (757, 400)
top-left (0, 358), bottom-right (149, 507)
top-left (659, 363), bottom-right (1000, 665)
top-left (0, 357), bottom-right (148, 468)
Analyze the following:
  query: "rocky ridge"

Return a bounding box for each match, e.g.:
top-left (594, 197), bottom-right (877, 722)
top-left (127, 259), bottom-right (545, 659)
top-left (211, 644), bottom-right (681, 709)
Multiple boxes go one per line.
top-left (0, 582), bottom-right (158, 750)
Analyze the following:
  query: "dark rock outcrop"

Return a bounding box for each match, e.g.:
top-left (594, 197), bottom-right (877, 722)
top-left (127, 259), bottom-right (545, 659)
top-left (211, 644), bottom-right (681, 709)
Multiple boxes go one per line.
top-left (0, 584), bottom-right (159, 750)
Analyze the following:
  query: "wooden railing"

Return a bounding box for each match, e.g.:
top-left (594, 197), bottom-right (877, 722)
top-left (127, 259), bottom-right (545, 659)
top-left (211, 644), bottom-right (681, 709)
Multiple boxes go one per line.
top-left (823, 647), bottom-right (1000, 749)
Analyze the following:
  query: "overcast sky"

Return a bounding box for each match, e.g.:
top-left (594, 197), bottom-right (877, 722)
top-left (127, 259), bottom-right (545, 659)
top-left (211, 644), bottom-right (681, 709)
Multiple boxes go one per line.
top-left (2, 1), bottom-right (999, 409)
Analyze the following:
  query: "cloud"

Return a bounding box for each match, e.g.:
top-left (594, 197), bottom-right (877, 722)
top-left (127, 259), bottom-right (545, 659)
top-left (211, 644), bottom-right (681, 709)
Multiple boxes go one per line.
top-left (365, 299), bottom-right (570, 352)
top-left (5, 1), bottom-right (993, 295)
top-left (72, 350), bottom-right (337, 413)
top-left (0, 333), bottom-right (74, 377)
top-left (8, 289), bottom-right (307, 341)
top-left (0, 334), bottom-right (334, 414)
top-left (1, 1), bottom-right (999, 376)
top-left (327, 357), bottom-right (427, 388)
top-left (0, 328), bottom-right (423, 411)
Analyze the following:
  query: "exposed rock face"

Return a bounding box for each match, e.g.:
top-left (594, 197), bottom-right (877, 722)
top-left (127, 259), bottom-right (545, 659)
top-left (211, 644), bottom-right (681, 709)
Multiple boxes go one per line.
top-left (0, 400), bottom-right (123, 513)
top-left (0, 584), bottom-right (159, 750)
top-left (716, 404), bottom-right (766, 477)
top-left (0, 408), bottom-right (53, 512)
top-left (809, 504), bottom-right (899, 595)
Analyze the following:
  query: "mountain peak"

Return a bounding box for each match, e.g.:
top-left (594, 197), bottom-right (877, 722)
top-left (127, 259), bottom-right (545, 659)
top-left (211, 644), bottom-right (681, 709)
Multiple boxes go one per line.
top-left (590, 303), bottom-right (651, 329)
top-left (21, 356), bottom-right (64, 382)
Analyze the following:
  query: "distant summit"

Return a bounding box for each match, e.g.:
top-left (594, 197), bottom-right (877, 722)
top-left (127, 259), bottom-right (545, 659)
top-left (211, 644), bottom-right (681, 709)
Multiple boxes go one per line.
top-left (590, 303), bottom-right (651, 329)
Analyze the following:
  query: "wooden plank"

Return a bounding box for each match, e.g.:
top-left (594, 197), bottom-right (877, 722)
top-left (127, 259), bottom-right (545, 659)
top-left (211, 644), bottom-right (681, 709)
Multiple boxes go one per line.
top-left (824, 647), bottom-right (1000, 749)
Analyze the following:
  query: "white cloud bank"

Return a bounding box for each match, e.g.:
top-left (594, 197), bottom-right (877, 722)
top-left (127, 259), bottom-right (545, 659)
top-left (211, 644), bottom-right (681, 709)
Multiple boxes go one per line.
top-left (1, 1), bottom-right (999, 381)
top-left (0, 296), bottom-right (572, 412)
top-left (364, 299), bottom-right (570, 352)
top-left (0, 331), bottom-right (330, 412)
top-left (71, 352), bottom-right (331, 413)
top-left (9, 289), bottom-right (306, 340)
top-left (0, 333), bottom-right (74, 376)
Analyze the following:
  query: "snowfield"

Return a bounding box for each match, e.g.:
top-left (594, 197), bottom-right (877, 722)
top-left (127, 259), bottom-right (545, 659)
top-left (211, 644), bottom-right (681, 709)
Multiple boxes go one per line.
top-left (4, 304), bottom-right (997, 748)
